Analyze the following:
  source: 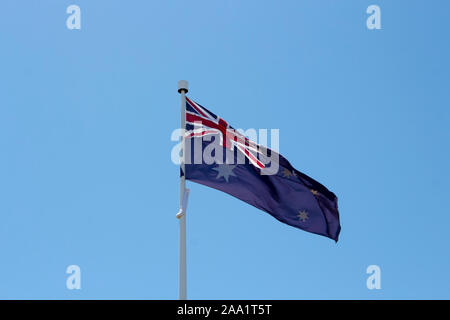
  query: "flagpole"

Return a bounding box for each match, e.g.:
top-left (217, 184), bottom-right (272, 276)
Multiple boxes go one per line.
top-left (177, 80), bottom-right (188, 300)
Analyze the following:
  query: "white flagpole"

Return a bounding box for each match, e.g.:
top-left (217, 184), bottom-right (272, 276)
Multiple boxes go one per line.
top-left (177, 80), bottom-right (188, 300)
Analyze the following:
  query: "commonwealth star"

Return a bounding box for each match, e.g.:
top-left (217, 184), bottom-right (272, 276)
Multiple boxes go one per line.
top-left (213, 164), bottom-right (237, 182)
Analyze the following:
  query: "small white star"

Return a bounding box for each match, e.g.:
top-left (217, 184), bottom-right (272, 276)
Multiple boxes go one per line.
top-left (213, 164), bottom-right (237, 182)
top-left (282, 168), bottom-right (293, 178)
top-left (298, 210), bottom-right (309, 222)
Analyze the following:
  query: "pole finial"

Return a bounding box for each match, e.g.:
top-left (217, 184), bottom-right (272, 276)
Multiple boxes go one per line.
top-left (178, 80), bottom-right (189, 94)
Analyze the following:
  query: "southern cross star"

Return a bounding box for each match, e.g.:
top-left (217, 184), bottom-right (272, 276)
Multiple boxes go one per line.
top-left (213, 164), bottom-right (237, 182)
top-left (282, 168), bottom-right (292, 178)
top-left (298, 210), bottom-right (309, 222)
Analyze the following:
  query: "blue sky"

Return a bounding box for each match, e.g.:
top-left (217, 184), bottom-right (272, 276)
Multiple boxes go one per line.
top-left (0, 0), bottom-right (449, 299)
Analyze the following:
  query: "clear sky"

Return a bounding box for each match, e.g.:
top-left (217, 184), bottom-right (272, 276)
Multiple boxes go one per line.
top-left (0, 0), bottom-right (449, 299)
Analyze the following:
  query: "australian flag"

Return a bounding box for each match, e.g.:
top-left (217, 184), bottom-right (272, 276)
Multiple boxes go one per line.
top-left (182, 97), bottom-right (341, 241)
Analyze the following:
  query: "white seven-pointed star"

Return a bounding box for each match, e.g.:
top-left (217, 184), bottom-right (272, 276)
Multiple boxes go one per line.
top-left (298, 210), bottom-right (309, 222)
top-left (212, 164), bottom-right (237, 182)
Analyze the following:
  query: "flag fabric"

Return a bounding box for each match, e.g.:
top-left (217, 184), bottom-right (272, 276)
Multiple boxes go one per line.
top-left (182, 97), bottom-right (341, 241)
